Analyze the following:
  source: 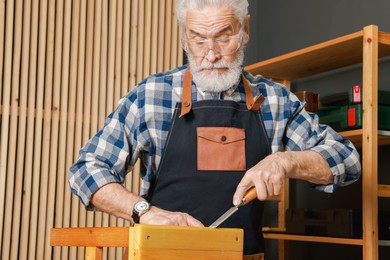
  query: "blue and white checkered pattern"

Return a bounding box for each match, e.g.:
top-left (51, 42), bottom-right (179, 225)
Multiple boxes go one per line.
top-left (69, 64), bottom-right (361, 208)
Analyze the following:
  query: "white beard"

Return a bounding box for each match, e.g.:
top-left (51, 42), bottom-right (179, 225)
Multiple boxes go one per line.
top-left (186, 47), bottom-right (245, 93)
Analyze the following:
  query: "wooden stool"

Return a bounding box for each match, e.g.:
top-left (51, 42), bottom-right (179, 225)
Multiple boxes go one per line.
top-left (50, 225), bottom-right (243, 260)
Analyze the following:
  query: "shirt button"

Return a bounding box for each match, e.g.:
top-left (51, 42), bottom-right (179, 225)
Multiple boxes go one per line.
top-left (220, 135), bottom-right (227, 142)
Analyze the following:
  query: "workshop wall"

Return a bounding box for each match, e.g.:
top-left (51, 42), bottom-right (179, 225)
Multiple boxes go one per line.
top-left (0, 1), bottom-right (182, 260)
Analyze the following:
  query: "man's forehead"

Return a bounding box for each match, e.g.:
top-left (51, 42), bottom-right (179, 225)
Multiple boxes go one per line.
top-left (185, 6), bottom-right (240, 35)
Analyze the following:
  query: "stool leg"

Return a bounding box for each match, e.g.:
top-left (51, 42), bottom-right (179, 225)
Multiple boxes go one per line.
top-left (86, 247), bottom-right (103, 260)
top-left (123, 247), bottom-right (129, 260)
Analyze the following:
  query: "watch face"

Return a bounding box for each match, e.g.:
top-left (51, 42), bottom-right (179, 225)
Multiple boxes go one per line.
top-left (135, 201), bottom-right (149, 213)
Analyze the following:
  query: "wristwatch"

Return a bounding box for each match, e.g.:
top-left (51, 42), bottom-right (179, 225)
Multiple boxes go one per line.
top-left (132, 200), bottom-right (151, 224)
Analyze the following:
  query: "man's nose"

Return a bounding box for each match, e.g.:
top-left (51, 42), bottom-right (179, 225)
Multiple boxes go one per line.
top-left (205, 48), bottom-right (219, 62)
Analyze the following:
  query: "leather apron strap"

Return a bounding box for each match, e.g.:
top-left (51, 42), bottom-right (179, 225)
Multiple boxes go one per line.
top-left (242, 74), bottom-right (265, 112)
top-left (180, 68), bottom-right (264, 117)
top-left (180, 68), bottom-right (194, 117)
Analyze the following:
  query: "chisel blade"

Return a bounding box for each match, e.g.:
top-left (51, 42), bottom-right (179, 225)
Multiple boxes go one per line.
top-left (209, 206), bottom-right (239, 228)
top-left (209, 187), bottom-right (258, 228)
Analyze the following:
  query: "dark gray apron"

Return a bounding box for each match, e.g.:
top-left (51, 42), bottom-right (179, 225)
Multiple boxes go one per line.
top-left (148, 68), bottom-right (271, 254)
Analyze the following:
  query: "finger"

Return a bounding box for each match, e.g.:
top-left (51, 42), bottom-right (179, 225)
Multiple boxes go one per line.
top-left (186, 215), bottom-right (204, 227)
top-left (173, 212), bottom-right (203, 227)
top-left (255, 180), bottom-right (268, 201)
top-left (233, 177), bottom-right (253, 206)
top-left (273, 180), bottom-right (282, 196)
top-left (265, 179), bottom-right (274, 197)
top-left (267, 174), bottom-right (283, 197)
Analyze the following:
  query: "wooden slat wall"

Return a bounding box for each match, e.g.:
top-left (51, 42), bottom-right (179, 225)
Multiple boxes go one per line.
top-left (0, 1), bottom-right (183, 259)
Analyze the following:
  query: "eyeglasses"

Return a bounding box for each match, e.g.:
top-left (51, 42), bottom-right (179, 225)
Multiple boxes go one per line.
top-left (184, 31), bottom-right (243, 57)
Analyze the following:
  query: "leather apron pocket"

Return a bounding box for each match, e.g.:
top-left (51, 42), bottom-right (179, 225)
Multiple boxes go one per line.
top-left (197, 127), bottom-right (246, 171)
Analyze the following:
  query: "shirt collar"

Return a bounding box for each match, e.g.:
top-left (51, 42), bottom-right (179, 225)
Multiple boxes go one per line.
top-left (224, 78), bottom-right (242, 97)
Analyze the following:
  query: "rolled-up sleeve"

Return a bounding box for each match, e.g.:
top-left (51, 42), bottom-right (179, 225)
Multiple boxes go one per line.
top-left (284, 93), bottom-right (361, 192)
top-left (68, 66), bottom-right (186, 209)
top-left (68, 92), bottom-right (141, 208)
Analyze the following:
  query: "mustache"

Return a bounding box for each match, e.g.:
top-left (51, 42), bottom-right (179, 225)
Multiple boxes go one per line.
top-left (195, 61), bottom-right (231, 72)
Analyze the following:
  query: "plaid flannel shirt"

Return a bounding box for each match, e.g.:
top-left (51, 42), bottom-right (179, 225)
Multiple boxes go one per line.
top-left (69, 64), bottom-right (361, 208)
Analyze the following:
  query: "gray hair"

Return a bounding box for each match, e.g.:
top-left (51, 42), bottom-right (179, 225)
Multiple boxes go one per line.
top-left (176, 0), bottom-right (249, 28)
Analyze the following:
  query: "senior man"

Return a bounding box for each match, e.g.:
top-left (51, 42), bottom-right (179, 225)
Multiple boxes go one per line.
top-left (69, 0), bottom-right (361, 257)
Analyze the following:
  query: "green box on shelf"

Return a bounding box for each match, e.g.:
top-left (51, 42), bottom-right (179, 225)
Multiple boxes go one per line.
top-left (320, 87), bottom-right (390, 111)
top-left (318, 104), bottom-right (390, 131)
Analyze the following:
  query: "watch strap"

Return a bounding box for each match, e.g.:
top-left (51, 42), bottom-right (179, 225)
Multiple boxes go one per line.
top-left (132, 211), bottom-right (141, 224)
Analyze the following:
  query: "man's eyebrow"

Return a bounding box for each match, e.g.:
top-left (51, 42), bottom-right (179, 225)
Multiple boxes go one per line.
top-left (187, 25), bottom-right (234, 37)
top-left (188, 29), bottom-right (203, 36)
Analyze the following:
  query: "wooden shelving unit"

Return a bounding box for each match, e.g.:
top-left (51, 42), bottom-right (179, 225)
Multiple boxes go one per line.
top-left (245, 25), bottom-right (390, 260)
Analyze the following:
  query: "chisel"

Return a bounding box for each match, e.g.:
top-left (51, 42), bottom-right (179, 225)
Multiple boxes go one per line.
top-left (209, 187), bottom-right (257, 228)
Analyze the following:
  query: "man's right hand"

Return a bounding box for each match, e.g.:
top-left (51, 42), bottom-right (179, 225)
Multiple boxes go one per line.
top-left (90, 183), bottom-right (204, 227)
top-left (139, 206), bottom-right (204, 227)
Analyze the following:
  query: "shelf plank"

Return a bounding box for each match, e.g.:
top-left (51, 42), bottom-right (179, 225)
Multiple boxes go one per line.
top-left (378, 185), bottom-right (390, 197)
top-left (378, 240), bottom-right (390, 246)
top-left (263, 233), bottom-right (363, 245)
top-left (245, 30), bottom-right (390, 82)
top-left (245, 31), bottom-right (364, 80)
top-left (339, 129), bottom-right (390, 148)
top-left (339, 129), bottom-right (362, 147)
top-left (379, 32), bottom-right (390, 46)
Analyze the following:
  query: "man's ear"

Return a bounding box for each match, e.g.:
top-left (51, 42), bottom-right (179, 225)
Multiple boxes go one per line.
top-left (244, 15), bottom-right (250, 43)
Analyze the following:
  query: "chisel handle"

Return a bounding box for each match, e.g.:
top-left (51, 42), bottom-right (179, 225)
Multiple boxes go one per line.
top-left (241, 187), bottom-right (257, 206)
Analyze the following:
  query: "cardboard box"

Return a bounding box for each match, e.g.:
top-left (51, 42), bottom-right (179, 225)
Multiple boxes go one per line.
top-left (128, 224), bottom-right (243, 259)
top-left (295, 91), bottom-right (320, 112)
